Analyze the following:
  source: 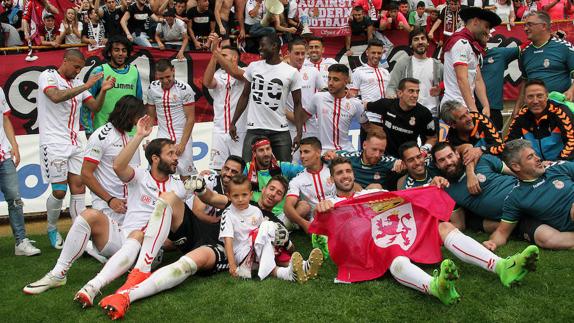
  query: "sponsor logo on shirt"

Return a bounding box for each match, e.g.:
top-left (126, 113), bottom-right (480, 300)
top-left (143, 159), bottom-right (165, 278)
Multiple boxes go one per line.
top-left (141, 194), bottom-right (152, 204)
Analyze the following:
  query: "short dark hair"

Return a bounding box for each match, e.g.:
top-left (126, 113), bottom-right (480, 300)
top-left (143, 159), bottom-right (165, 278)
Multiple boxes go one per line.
top-left (399, 0), bottom-right (409, 5)
top-left (155, 59), bottom-right (174, 73)
top-left (225, 155), bottom-right (246, 171)
top-left (524, 79), bottom-right (547, 92)
top-left (221, 45), bottom-right (241, 58)
top-left (409, 26), bottom-right (428, 45)
top-left (398, 77), bottom-right (420, 90)
top-left (329, 156), bottom-right (353, 175)
top-left (251, 135), bottom-right (271, 147)
top-left (108, 95), bottom-right (146, 132)
top-left (145, 138), bottom-right (176, 165)
top-left (306, 36), bottom-right (324, 45)
top-left (398, 141), bottom-right (420, 160)
top-left (87, 7), bottom-right (97, 16)
top-left (328, 63), bottom-right (349, 77)
top-left (352, 5), bottom-right (364, 11)
top-left (387, 2), bottom-right (399, 11)
top-left (300, 136), bottom-right (322, 151)
top-left (366, 38), bottom-right (384, 50)
top-left (261, 34), bottom-right (281, 52)
top-left (417, 1), bottom-right (426, 8)
top-left (163, 7), bottom-right (176, 16)
top-left (266, 175), bottom-right (289, 196)
top-left (229, 174), bottom-right (251, 191)
top-left (104, 35), bottom-right (132, 61)
top-left (288, 37), bottom-right (306, 51)
top-left (430, 141), bottom-right (454, 161)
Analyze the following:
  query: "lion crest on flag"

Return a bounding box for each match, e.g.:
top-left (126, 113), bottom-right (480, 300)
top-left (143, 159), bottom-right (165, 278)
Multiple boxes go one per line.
top-left (371, 203), bottom-right (417, 250)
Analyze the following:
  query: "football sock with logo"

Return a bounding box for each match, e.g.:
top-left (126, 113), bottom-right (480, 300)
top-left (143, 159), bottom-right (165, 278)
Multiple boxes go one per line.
top-left (46, 195), bottom-right (63, 232)
top-left (128, 256), bottom-right (198, 302)
top-left (50, 216), bottom-right (91, 279)
top-left (69, 194), bottom-right (86, 222)
top-left (389, 256), bottom-right (432, 294)
top-left (87, 238), bottom-right (141, 291)
top-left (134, 199), bottom-right (172, 273)
top-left (443, 229), bottom-right (500, 272)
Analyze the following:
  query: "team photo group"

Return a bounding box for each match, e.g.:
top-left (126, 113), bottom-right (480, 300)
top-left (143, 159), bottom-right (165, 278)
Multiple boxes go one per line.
top-left (2, 0), bottom-right (574, 320)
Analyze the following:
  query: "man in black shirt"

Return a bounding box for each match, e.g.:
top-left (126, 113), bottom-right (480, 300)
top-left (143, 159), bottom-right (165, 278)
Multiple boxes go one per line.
top-left (345, 6), bottom-right (373, 56)
top-left (99, 0), bottom-right (126, 38)
top-left (365, 77), bottom-right (437, 157)
top-left (120, 0), bottom-right (164, 47)
top-left (187, 0), bottom-right (215, 49)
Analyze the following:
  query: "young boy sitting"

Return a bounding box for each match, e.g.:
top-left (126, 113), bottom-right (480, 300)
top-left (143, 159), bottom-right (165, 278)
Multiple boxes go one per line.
top-left (219, 174), bottom-right (316, 283)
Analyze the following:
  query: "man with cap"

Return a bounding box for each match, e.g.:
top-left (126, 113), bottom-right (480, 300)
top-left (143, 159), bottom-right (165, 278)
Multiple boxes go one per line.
top-left (441, 7), bottom-right (502, 117)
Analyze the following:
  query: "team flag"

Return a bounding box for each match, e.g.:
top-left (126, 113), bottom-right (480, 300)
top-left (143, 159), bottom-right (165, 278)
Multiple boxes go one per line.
top-left (308, 186), bottom-right (455, 283)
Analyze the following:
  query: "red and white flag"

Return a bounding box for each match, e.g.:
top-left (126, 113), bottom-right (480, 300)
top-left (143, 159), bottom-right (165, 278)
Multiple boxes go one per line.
top-left (308, 186), bottom-right (455, 283)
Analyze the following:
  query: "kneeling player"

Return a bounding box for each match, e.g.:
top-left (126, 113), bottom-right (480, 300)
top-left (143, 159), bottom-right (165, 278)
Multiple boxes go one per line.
top-left (316, 157), bottom-right (540, 305)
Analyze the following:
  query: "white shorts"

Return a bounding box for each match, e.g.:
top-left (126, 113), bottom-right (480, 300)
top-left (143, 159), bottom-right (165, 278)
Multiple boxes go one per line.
top-left (40, 144), bottom-right (83, 183)
top-left (92, 198), bottom-right (126, 227)
top-left (99, 216), bottom-right (127, 258)
top-left (177, 139), bottom-right (197, 176)
top-left (210, 131), bottom-right (245, 170)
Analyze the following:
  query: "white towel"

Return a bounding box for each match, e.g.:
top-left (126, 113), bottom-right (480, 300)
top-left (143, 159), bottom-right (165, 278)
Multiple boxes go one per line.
top-left (254, 221), bottom-right (277, 280)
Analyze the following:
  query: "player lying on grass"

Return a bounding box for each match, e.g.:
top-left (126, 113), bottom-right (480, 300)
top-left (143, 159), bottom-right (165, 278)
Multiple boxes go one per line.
top-left (315, 157), bottom-right (540, 305)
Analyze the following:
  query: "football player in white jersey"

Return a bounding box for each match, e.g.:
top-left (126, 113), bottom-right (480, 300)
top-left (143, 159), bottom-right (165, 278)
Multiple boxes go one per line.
top-left (304, 64), bottom-right (366, 152)
top-left (285, 38), bottom-right (326, 156)
top-left (349, 39), bottom-right (391, 143)
top-left (37, 49), bottom-right (116, 249)
top-left (23, 96), bottom-right (145, 300)
top-left (229, 34), bottom-right (306, 162)
top-left (284, 137), bottom-right (336, 233)
top-left (316, 156), bottom-right (539, 305)
top-left (303, 36), bottom-right (339, 85)
top-left (147, 59), bottom-right (196, 180)
top-left (203, 34), bottom-right (247, 171)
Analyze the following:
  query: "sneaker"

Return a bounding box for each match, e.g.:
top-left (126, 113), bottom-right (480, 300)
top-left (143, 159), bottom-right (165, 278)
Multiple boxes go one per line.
top-left (48, 229), bottom-right (64, 249)
top-left (495, 245), bottom-right (540, 287)
top-left (304, 248), bottom-right (324, 280)
top-left (100, 293), bottom-right (130, 320)
top-left (15, 238), bottom-right (41, 256)
top-left (311, 234), bottom-right (329, 260)
top-left (116, 269), bottom-right (151, 293)
top-left (74, 283), bottom-right (100, 308)
top-left (84, 241), bottom-right (108, 264)
top-left (23, 272), bottom-right (66, 295)
top-left (429, 259), bottom-right (461, 305)
top-left (290, 252), bottom-right (307, 284)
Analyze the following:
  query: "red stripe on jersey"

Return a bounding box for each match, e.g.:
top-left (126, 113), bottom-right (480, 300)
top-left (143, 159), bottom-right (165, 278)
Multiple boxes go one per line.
top-left (333, 98), bottom-right (342, 150)
top-left (286, 193), bottom-right (300, 199)
top-left (311, 173), bottom-right (321, 202)
top-left (43, 85), bottom-right (57, 94)
top-left (82, 95), bottom-right (93, 103)
top-left (65, 80), bottom-right (78, 145)
top-left (3, 111), bottom-right (10, 116)
top-left (162, 89), bottom-right (176, 141)
top-left (84, 157), bottom-right (100, 164)
top-left (316, 172), bottom-right (326, 201)
top-left (373, 67), bottom-right (385, 98)
top-left (150, 206), bottom-right (168, 254)
top-left (453, 62), bottom-right (468, 67)
top-left (314, 59), bottom-right (321, 71)
top-left (224, 74), bottom-right (231, 133)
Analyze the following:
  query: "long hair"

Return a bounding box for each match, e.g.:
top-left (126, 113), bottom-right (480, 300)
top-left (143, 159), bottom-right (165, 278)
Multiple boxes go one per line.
top-left (104, 35), bottom-right (133, 62)
top-left (108, 95), bottom-right (146, 132)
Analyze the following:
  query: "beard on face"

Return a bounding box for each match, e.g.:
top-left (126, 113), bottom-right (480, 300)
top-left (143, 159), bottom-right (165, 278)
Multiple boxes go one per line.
top-left (158, 158), bottom-right (176, 175)
top-left (441, 162), bottom-right (464, 182)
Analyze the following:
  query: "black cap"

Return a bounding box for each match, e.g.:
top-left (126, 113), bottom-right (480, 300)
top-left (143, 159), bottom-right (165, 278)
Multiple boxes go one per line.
top-left (164, 8), bottom-right (176, 17)
top-left (460, 7), bottom-right (502, 28)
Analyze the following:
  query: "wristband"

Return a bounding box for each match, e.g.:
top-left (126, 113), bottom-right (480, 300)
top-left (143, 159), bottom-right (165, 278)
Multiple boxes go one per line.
top-left (107, 196), bottom-right (116, 206)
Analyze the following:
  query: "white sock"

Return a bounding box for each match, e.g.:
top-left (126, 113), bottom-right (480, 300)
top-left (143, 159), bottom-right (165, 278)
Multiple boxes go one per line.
top-left (69, 194), bottom-right (86, 222)
top-left (134, 199), bottom-right (172, 273)
top-left (87, 238), bottom-right (141, 291)
top-left (443, 229), bottom-right (500, 272)
top-left (390, 256), bottom-right (432, 295)
top-left (128, 256), bottom-right (197, 303)
top-left (276, 265), bottom-right (292, 281)
top-left (50, 216), bottom-right (91, 279)
top-left (46, 195), bottom-right (63, 232)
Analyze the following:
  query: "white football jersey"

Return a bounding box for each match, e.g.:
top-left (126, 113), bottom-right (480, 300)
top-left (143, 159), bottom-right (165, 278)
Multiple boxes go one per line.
top-left (442, 39), bottom-right (479, 105)
top-left (285, 66), bottom-right (325, 138)
top-left (351, 64), bottom-right (390, 123)
top-left (305, 92), bottom-right (365, 152)
top-left (219, 204), bottom-right (263, 263)
top-left (209, 68), bottom-right (247, 133)
top-left (243, 60), bottom-right (302, 132)
top-left (84, 122), bottom-right (140, 204)
top-left (303, 57), bottom-right (339, 84)
top-left (147, 80), bottom-right (195, 141)
top-left (286, 163), bottom-right (336, 210)
top-left (121, 168), bottom-right (188, 234)
top-left (0, 87), bottom-right (12, 162)
top-left (37, 69), bottom-right (93, 146)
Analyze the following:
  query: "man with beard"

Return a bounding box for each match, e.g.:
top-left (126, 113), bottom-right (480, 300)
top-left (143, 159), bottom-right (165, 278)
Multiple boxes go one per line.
top-left (484, 139), bottom-right (574, 251)
top-left (147, 59), bottom-right (196, 180)
top-left (397, 141), bottom-right (439, 190)
top-left (441, 7), bottom-right (500, 116)
top-left (365, 78), bottom-right (437, 158)
top-left (22, 102), bottom-right (147, 304)
top-left (230, 34), bottom-right (305, 162)
top-left (303, 36), bottom-right (339, 85)
top-left (316, 156), bottom-right (539, 304)
top-left (388, 28), bottom-right (443, 117)
top-left (431, 141), bottom-right (518, 232)
top-left (305, 64), bottom-right (365, 153)
top-left (284, 137), bottom-right (336, 233)
top-left (244, 136), bottom-right (304, 216)
top-left (82, 35), bottom-right (142, 137)
top-left (323, 129), bottom-right (404, 190)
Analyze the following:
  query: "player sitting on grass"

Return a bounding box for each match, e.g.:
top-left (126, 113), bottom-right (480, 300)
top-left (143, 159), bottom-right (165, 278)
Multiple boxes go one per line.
top-left (316, 157), bottom-right (540, 305)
